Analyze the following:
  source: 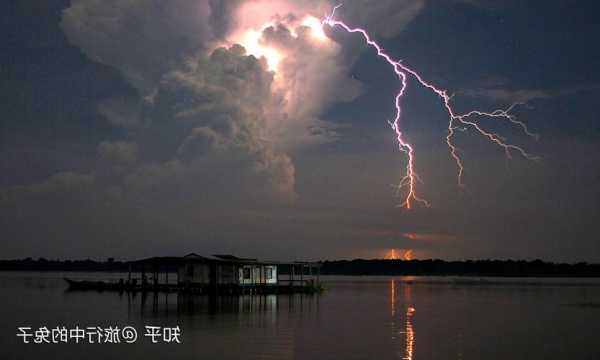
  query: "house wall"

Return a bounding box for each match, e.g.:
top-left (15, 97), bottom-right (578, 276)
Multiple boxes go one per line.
top-left (177, 262), bottom-right (278, 286)
top-left (177, 263), bottom-right (210, 284)
top-left (216, 264), bottom-right (239, 284)
top-left (265, 265), bottom-right (277, 285)
top-left (238, 265), bottom-right (278, 285)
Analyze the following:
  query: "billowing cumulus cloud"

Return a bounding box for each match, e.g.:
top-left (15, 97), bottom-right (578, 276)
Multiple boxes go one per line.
top-left (96, 97), bottom-right (144, 129)
top-left (148, 45), bottom-right (297, 202)
top-left (60, 0), bottom-right (214, 93)
top-left (1, 0), bottom-right (428, 259)
top-left (55, 0), bottom-right (421, 204)
top-left (224, 12), bottom-right (362, 148)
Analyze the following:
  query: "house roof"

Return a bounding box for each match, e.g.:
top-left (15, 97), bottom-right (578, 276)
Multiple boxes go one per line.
top-left (131, 254), bottom-right (320, 267)
top-left (212, 254), bottom-right (257, 262)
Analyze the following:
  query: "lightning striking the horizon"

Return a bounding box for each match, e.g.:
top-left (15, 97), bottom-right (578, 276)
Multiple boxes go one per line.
top-left (322, 5), bottom-right (538, 209)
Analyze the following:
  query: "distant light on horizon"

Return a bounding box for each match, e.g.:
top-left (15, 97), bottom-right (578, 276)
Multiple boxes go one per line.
top-left (385, 248), bottom-right (414, 260)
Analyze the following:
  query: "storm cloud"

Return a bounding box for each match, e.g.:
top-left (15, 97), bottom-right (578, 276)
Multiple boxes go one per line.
top-left (2, 0), bottom-right (598, 262)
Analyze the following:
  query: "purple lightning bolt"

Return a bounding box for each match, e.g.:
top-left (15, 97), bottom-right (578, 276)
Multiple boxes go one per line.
top-left (322, 4), bottom-right (538, 209)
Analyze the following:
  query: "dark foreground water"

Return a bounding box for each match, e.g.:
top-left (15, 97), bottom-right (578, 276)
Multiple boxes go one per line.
top-left (1, 272), bottom-right (600, 360)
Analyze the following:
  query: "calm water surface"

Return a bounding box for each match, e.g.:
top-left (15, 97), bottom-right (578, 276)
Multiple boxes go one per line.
top-left (1, 272), bottom-right (599, 359)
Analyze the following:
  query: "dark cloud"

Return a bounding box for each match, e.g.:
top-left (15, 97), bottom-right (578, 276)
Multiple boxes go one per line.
top-left (208, 0), bottom-right (242, 38)
top-left (60, 0), bottom-right (213, 93)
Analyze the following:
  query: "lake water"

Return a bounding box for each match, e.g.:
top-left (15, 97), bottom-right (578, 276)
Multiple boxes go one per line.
top-left (1, 272), bottom-right (599, 359)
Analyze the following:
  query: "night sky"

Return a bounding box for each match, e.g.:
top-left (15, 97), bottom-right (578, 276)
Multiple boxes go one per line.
top-left (1, 0), bottom-right (599, 262)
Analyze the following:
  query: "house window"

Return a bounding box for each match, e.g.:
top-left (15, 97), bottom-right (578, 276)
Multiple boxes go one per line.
top-left (266, 267), bottom-right (273, 280)
top-left (243, 268), bottom-right (251, 280)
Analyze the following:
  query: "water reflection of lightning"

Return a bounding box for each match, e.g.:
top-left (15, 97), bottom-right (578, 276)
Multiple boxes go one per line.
top-left (391, 280), bottom-right (416, 360)
top-left (404, 306), bottom-right (415, 360)
top-left (323, 5), bottom-right (538, 208)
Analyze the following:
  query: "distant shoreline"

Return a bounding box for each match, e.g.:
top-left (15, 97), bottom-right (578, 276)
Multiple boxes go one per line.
top-left (1, 258), bottom-right (599, 277)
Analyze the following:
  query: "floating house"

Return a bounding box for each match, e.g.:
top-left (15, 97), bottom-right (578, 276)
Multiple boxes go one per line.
top-left (67, 253), bottom-right (322, 294)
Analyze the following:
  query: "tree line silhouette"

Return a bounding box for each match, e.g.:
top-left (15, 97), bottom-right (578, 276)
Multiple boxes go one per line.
top-left (320, 259), bottom-right (600, 277)
top-left (1, 257), bottom-right (599, 277)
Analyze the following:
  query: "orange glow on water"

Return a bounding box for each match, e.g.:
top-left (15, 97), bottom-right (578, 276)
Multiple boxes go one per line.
top-left (404, 306), bottom-right (415, 360)
top-left (390, 279), bottom-right (416, 360)
top-left (391, 279), bottom-right (396, 316)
